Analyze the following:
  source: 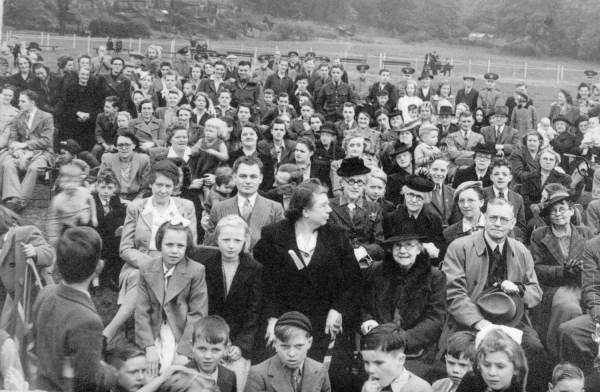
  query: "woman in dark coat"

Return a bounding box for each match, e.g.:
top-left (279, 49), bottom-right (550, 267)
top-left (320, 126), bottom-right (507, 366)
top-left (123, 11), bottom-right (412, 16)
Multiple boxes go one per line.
top-left (549, 115), bottom-right (581, 173)
top-left (62, 67), bottom-right (101, 151)
top-left (361, 233), bottom-right (446, 379)
top-left (509, 130), bottom-right (542, 184)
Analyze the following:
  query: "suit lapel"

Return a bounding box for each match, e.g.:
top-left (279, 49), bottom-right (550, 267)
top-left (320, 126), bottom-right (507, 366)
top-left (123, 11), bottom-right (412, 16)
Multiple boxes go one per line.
top-left (0, 230), bottom-right (16, 268)
top-left (131, 153), bottom-right (141, 183)
top-left (140, 199), bottom-right (154, 235)
top-left (541, 229), bottom-right (567, 266)
top-left (30, 111), bottom-right (42, 134)
top-left (165, 258), bottom-right (192, 303)
top-left (301, 360), bottom-right (323, 392)
top-left (226, 254), bottom-right (252, 301)
top-left (145, 258), bottom-right (166, 303)
top-left (568, 226), bottom-right (588, 260)
top-left (268, 356), bottom-right (294, 392)
top-left (331, 198), bottom-right (354, 228)
top-left (249, 195), bottom-right (269, 239)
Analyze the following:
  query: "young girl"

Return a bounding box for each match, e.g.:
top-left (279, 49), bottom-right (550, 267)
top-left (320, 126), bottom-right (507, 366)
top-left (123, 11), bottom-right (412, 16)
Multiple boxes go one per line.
top-left (203, 215), bottom-right (262, 391)
top-left (135, 218), bottom-right (208, 376)
top-left (190, 118), bottom-right (229, 179)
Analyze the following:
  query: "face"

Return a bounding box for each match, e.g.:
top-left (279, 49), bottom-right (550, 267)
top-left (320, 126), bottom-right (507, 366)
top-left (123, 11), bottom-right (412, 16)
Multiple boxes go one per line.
top-left (457, 188), bottom-right (484, 219)
top-left (310, 117), bottom-right (322, 131)
top-left (343, 107), bottom-right (355, 121)
top-left (304, 193), bottom-right (331, 226)
top-left (540, 151), bottom-right (557, 171)
top-left (319, 131), bottom-right (333, 145)
top-left (275, 334), bottom-right (313, 369)
top-left (217, 224), bottom-right (246, 260)
top-left (480, 351), bottom-right (515, 391)
top-left (485, 204), bottom-right (515, 241)
top-left (271, 124), bottom-right (286, 141)
top-left (65, 60), bottom-right (75, 71)
top-left (558, 91), bottom-right (566, 104)
top-left (365, 177), bottom-right (385, 200)
top-left (342, 174), bottom-right (367, 201)
top-left (278, 97), bottom-right (289, 108)
top-left (18, 94), bottom-right (33, 112)
top-left (549, 201), bottom-right (574, 227)
top-left (390, 115), bottom-right (403, 128)
top-left (133, 93), bottom-right (144, 108)
top-left (160, 228), bottom-right (188, 268)
top-left (305, 60), bottom-right (315, 72)
top-left (494, 115), bottom-right (508, 126)
top-left (460, 115), bottom-right (474, 131)
top-left (294, 142), bottom-right (313, 163)
top-left (191, 67), bottom-right (202, 80)
top-left (140, 75), bottom-right (152, 89)
top-left (160, 66), bottom-right (171, 75)
top-left (104, 102), bottom-right (118, 117)
top-left (215, 180), bottom-right (235, 195)
top-left (264, 93), bottom-right (274, 103)
top-left (112, 60), bottom-right (124, 74)
top-left (429, 160), bottom-right (448, 184)
top-left (297, 79), bottom-right (308, 90)
top-left (526, 135), bottom-right (540, 152)
top-left (238, 107), bottom-right (251, 122)
top-left (178, 109), bottom-right (191, 123)
top-left (147, 48), bottom-right (157, 59)
top-left (445, 355), bottom-right (473, 387)
top-left (549, 378), bottom-right (585, 392)
top-left (421, 131), bottom-right (438, 146)
top-left (579, 120), bottom-right (589, 134)
top-left (440, 115), bottom-right (451, 127)
top-left (392, 241), bottom-right (421, 269)
top-left (319, 66), bottom-right (329, 77)
top-left (1, 89), bottom-right (13, 106)
top-left (116, 356), bottom-right (147, 392)
top-left (204, 64), bottom-right (214, 75)
top-left (491, 166), bottom-right (512, 190)
top-left (398, 131), bottom-right (413, 145)
top-left (408, 107), bottom-right (418, 119)
top-left (301, 106), bottom-right (313, 119)
top-left (590, 118), bottom-right (600, 128)
top-left (79, 69), bottom-right (90, 84)
top-left (151, 173), bottom-right (174, 204)
top-left (34, 67), bottom-right (48, 81)
top-left (395, 151), bottom-right (412, 168)
top-left (380, 72), bottom-right (390, 83)
top-left (116, 136), bottom-right (134, 159)
top-left (421, 78), bottom-right (431, 87)
top-left (96, 181), bottom-right (117, 201)
top-left (362, 349), bottom-right (405, 389)
top-left (358, 113), bottom-right (370, 128)
top-left (464, 79), bottom-right (474, 88)
top-left (241, 127), bottom-right (257, 147)
top-left (18, 58), bottom-right (30, 72)
top-left (170, 129), bottom-right (189, 149)
top-left (192, 338), bottom-right (227, 374)
top-left (486, 80), bottom-right (496, 89)
top-left (347, 137), bottom-right (365, 157)
top-left (141, 103), bottom-right (154, 119)
top-left (405, 188), bottom-right (427, 214)
top-left (195, 95), bottom-right (207, 110)
top-left (164, 75), bottom-right (176, 89)
top-left (555, 121), bottom-right (567, 133)
top-left (331, 68), bottom-right (342, 82)
top-left (278, 61), bottom-right (289, 73)
top-left (235, 163), bottom-right (262, 197)
top-left (475, 153), bottom-right (492, 171)
top-left (441, 84), bottom-right (450, 96)
top-left (377, 95), bottom-right (389, 106)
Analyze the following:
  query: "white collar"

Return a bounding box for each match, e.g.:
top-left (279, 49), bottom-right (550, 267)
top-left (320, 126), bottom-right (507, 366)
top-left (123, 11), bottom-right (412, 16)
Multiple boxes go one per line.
top-left (142, 197), bottom-right (178, 216)
top-left (237, 193), bottom-right (258, 211)
top-left (493, 186), bottom-right (508, 198)
top-left (388, 368), bottom-right (411, 392)
top-left (463, 213), bottom-right (486, 232)
top-left (167, 146), bottom-right (192, 162)
top-left (484, 231), bottom-right (506, 253)
top-left (162, 263), bottom-right (175, 277)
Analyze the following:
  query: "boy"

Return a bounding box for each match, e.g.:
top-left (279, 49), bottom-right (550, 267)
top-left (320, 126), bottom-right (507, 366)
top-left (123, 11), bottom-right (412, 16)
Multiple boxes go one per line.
top-left (206, 166), bottom-right (235, 213)
top-left (361, 323), bottom-right (432, 392)
top-left (157, 70), bottom-right (182, 108)
top-left (432, 331), bottom-right (476, 392)
top-left (32, 227), bottom-right (116, 391)
top-left (245, 311), bottom-right (331, 392)
top-left (548, 363), bottom-right (584, 392)
top-left (216, 90), bottom-right (237, 118)
top-left (188, 315), bottom-right (236, 392)
top-left (414, 124), bottom-right (441, 167)
top-left (364, 169), bottom-right (394, 215)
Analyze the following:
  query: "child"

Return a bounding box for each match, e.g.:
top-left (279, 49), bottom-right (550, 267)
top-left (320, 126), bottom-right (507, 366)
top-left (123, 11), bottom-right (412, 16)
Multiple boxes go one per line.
top-left (548, 363), bottom-right (584, 392)
top-left (361, 323), bottom-right (432, 392)
top-left (191, 118), bottom-right (229, 179)
top-left (364, 169), bottom-right (394, 214)
top-left (52, 165), bottom-right (98, 229)
top-left (406, 103), bottom-right (420, 122)
top-left (207, 166), bottom-right (235, 211)
top-left (187, 316), bottom-right (237, 392)
top-left (260, 89), bottom-right (275, 120)
top-left (580, 116), bottom-right (600, 156)
top-left (57, 139), bottom-right (100, 180)
top-left (414, 124), bottom-right (441, 167)
top-left (204, 215), bottom-right (263, 391)
top-left (220, 116), bottom-right (236, 152)
top-left (215, 90), bottom-right (237, 118)
top-left (245, 311), bottom-right (331, 392)
top-left (432, 332), bottom-right (476, 392)
top-left (136, 219), bottom-right (208, 376)
top-left (536, 117), bottom-right (557, 148)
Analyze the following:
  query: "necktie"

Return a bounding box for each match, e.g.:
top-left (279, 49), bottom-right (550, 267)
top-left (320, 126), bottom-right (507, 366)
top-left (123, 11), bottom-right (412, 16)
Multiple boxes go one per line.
top-left (496, 127), bottom-right (501, 139)
top-left (433, 186), bottom-right (442, 207)
top-left (334, 82), bottom-right (338, 88)
top-left (498, 191), bottom-right (505, 199)
top-left (291, 368), bottom-right (301, 392)
top-left (25, 113), bottom-right (30, 132)
top-left (347, 121), bottom-right (351, 129)
top-left (488, 245), bottom-right (503, 286)
top-left (241, 198), bottom-right (252, 222)
top-left (348, 203), bottom-right (356, 219)
top-left (381, 385), bottom-right (393, 392)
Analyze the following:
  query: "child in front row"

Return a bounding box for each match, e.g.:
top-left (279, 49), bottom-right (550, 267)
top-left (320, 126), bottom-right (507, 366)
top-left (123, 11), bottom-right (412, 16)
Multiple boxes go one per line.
top-left (414, 124), bottom-right (441, 167)
top-left (548, 363), bottom-right (584, 392)
top-left (432, 331), bottom-right (476, 392)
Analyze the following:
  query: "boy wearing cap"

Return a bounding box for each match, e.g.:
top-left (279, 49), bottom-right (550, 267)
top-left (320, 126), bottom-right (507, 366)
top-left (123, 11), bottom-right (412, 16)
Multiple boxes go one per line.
top-left (244, 311), bottom-right (331, 392)
top-left (224, 54), bottom-right (239, 82)
top-left (477, 73), bottom-right (502, 116)
top-left (455, 76), bottom-right (479, 113)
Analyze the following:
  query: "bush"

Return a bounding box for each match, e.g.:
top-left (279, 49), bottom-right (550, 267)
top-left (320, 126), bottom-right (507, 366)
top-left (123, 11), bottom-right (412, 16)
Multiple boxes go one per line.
top-left (89, 19), bottom-right (151, 38)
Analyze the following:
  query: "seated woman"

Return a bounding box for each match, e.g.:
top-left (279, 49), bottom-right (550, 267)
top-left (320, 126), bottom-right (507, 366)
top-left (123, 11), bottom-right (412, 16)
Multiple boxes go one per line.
top-left (549, 115), bottom-right (581, 173)
top-left (530, 191), bottom-right (594, 360)
top-left (314, 122), bottom-right (345, 167)
top-left (283, 137), bottom-right (332, 190)
top-left (175, 105), bottom-right (203, 146)
top-left (528, 183), bottom-right (582, 234)
top-left (100, 130), bottom-right (152, 201)
top-left (128, 99), bottom-right (168, 153)
top-left (191, 92), bottom-right (215, 127)
top-left (330, 132), bottom-right (378, 196)
top-left (509, 130), bottom-right (542, 185)
top-left (258, 118), bottom-right (297, 167)
top-left (380, 113), bottom-right (416, 175)
top-left (443, 181), bottom-right (486, 245)
top-left (384, 143), bottom-right (414, 206)
top-left (103, 160), bottom-right (197, 343)
top-left (431, 80), bottom-right (455, 115)
top-left (361, 233), bottom-right (446, 379)
top-left (228, 125), bottom-right (274, 192)
top-left (354, 111), bottom-right (382, 159)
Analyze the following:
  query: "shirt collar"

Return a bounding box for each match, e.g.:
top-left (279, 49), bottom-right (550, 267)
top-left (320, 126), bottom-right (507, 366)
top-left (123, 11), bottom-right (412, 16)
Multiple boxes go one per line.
top-left (339, 193), bottom-right (364, 209)
top-left (552, 224), bottom-right (572, 239)
top-left (484, 230), bottom-right (506, 253)
top-left (493, 187), bottom-right (508, 198)
top-left (463, 213), bottom-right (486, 232)
top-left (142, 197), bottom-right (178, 216)
top-left (162, 263), bottom-right (175, 278)
top-left (237, 193), bottom-right (258, 210)
top-left (167, 146), bottom-right (192, 162)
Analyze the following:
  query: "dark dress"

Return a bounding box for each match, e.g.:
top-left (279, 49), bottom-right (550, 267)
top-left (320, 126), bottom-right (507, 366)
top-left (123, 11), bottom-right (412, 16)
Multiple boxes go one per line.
top-left (93, 193), bottom-right (127, 286)
top-left (62, 81), bottom-right (102, 151)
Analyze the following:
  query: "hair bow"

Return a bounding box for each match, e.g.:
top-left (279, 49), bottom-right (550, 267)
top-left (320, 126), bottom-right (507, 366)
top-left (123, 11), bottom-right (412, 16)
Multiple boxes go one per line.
top-left (475, 324), bottom-right (523, 348)
top-left (169, 215), bottom-right (191, 227)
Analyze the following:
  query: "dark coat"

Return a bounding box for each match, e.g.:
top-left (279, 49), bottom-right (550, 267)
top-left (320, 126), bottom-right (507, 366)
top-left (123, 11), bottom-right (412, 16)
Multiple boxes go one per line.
top-left (521, 169), bottom-right (572, 220)
top-left (429, 184), bottom-right (455, 227)
top-left (437, 123), bottom-right (460, 147)
top-left (231, 79), bottom-right (263, 110)
top-left (98, 72), bottom-right (133, 114)
top-left (456, 371), bottom-right (524, 392)
top-left (452, 165), bottom-right (493, 189)
top-left (416, 86), bottom-right (433, 102)
top-left (316, 81), bottom-right (358, 122)
top-left (7, 72), bottom-right (34, 104)
top-left (198, 79), bottom-right (233, 106)
top-left (228, 148), bottom-right (275, 192)
top-left (94, 113), bottom-right (119, 145)
top-left (264, 73), bottom-right (294, 98)
top-left (455, 88), bottom-right (479, 113)
top-left (314, 141), bottom-right (345, 167)
top-left (509, 147), bottom-right (540, 183)
top-left (548, 104), bottom-right (580, 125)
top-left (187, 363), bottom-right (236, 392)
top-left (505, 95), bottom-right (534, 118)
top-left (480, 124), bottom-right (521, 156)
top-left (368, 82), bottom-right (398, 107)
top-left (362, 252), bottom-right (446, 356)
top-left (29, 74), bottom-right (64, 115)
top-left (384, 167), bottom-right (413, 206)
top-left (550, 130), bottom-right (582, 172)
top-left (203, 252), bottom-right (263, 358)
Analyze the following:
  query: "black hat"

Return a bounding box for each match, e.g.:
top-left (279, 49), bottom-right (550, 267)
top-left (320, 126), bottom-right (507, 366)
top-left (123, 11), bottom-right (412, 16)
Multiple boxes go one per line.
top-left (584, 70), bottom-right (598, 77)
top-left (484, 73), bottom-right (499, 81)
top-left (438, 106), bottom-right (453, 116)
top-left (388, 109), bottom-right (403, 119)
top-left (153, 159), bottom-right (179, 178)
top-left (337, 157), bottom-right (371, 177)
top-left (177, 46), bottom-right (190, 55)
top-left (492, 106), bottom-right (509, 117)
top-left (403, 174), bottom-right (435, 192)
top-left (258, 54), bottom-right (270, 62)
top-left (275, 311), bottom-right (313, 334)
top-left (401, 67), bottom-right (415, 75)
top-left (540, 191), bottom-right (578, 218)
top-left (390, 143), bottom-right (412, 158)
top-left (356, 64), bottom-right (370, 71)
top-left (317, 122), bottom-right (336, 135)
top-left (515, 91), bottom-right (529, 101)
top-left (376, 90), bottom-right (389, 97)
top-left (27, 42), bottom-right (42, 52)
top-left (320, 56), bottom-right (330, 63)
top-left (288, 51), bottom-right (299, 57)
top-left (383, 233), bottom-right (429, 245)
top-left (194, 53), bottom-right (209, 61)
top-left (475, 286), bottom-right (524, 327)
top-left (471, 142), bottom-right (497, 155)
top-left (463, 75), bottom-right (476, 81)
top-left (418, 72), bottom-right (433, 80)
top-left (553, 115), bottom-right (572, 126)
top-left (305, 51), bottom-right (316, 58)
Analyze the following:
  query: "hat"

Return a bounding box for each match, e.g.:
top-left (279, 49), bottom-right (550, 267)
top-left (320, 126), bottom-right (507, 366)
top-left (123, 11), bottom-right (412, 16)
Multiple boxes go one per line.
top-left (337, 157), bottom-right (371, 177)
top-left (475, 286), bottom-right (524, 327)
top-left (401, 67), bottom-right (415, 75)
top-left (288, 51), bottom-right (299, 57)
top-left (400, 118), bottom-right (422, 132)
top-left (57, 55), bottom-right (71, 68)
top-left (356, 64), bottom-right (370, 71)
top-left (27, 42), bottom-right (42, 52)
top-left (318, 122), bottom-right (336, 135)
top-left (438, 106), bottom-right (453, 116)
top-left (418, 72), bottom-right (433, 80)
top-left (177, 46), bottom-right (190, 55)
top-left (419, 123), bottom-right (438, 138)
top-left (382, 233), bottom-right (429, 245)
top-left (553, 114), bottom-right (572, 126)
top-left (471, 142), bottom-right (497, 155)
top-left (453, 181), bottom-right (483, 201)
top-left (540, 191), bottom-right (578, 218)
top-left (194, 53), bottom-right (209, 61)
top-left (463, 75), bottom-right (476, 81)
top-left (484, 73), bottom-right (499, 81)
top-left (305, 51), bottom-right (316, 58)
top-left (226, 54), bottom-right (238, 60)
top-left (129, 51), bottom-right (144, 59)
top-left (275, 311), bottom-right (313, 334)
top-left (320, 56), bottom-right (330, 62)
top-left (492, 106), bottom-right (509, 117)
top-left (388, 109), bottom-right (403, 119)
top-left (258, 54), bottom-right (270, 62)
top-left (389, 143), bottom-right (412, 158)
top-left (584, 70), bottom-right (598, 77)
top-left (403, 174), bottom-right (435, 192)
top-left (376, 90), bottom-right (389, 97)
top-left (515, 91), bottom-right (529, 101)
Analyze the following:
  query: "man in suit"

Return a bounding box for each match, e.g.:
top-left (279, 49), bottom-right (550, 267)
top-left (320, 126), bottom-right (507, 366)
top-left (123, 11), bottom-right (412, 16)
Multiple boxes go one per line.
top-left (441, 198), bottom-right (548, 392)
top-left (1, 90), bottom-right (55, 210)
top-left (90, 44), bottom-right (112, 76)
top-left (203, 156), bottom-right (284, 251)
top-left (32, 227), bottom-right (117, 392)
top-left (224, 54), bottom-right (239, 83)
top-left (416, 72), bottom-right (434, 102)
top-left (98, 56), bottom-right (133, 114)
top-left (481, 106), bottom-right (521, 157)
top-left (367, 69), bottom-right (398, 110)
top-left (91, 95), bottom-right (120, 161)
top-left (428, 156), bottom-right (456, 227)
top-left (198, 61), bottom-right (231, 106)
top-left (267, 50), bottom-right (282, 71)
top-left (317, 65), bottom-right (358, 123)
top-left (300, 57), bottom-right (320, 96)
top-left (334, 102), bottom-right (358, 140)
top-left (261, 93), bottom-right (297, 126)
top-left (312, 63), bottom-right (331, 102)
top-left (264, 59), bottom-right (294, 99)
top-left (446, 110), bottom-right (484, 173)
top-left (455, 75), bottom-right (479, 113)
top-left (477, 72), bottom-right (502, 116)
top-left (252, 54), bottom-right (274, 87)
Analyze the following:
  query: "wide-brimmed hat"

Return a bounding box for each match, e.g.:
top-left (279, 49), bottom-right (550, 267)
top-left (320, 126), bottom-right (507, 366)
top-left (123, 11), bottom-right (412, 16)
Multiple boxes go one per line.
top-left (492, 106), bottom-right (509, 117)
top-left (475, 286), bottom-right (524, 327)
top-left (27, 42), bottom-right (42, 52)
top-left (337, 156), bottom-right (370, 177)
top-left (400, 118), bottom-right (421, 132)
top-left (403, 174), bottom-right (435, 193)
top-left (418, 72), bottom-right (433, 80)
top-left (553, 115), bottom-right (572, 126)
top-left (471, 142), bottom-right (497, 155)
top-left (382, 233), bottom-right (429, 245)
top-left (388, 109), bottom-right (403, 120)
top-left (389, 143), bottom-right (413, 158)
top-left (540, 191), bottom-right (578, 218)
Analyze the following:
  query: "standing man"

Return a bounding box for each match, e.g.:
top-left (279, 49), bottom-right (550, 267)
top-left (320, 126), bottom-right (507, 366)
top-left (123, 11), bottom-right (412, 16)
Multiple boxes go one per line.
top-left (416, 72), bottom-right (434, 102)
top-left (231, 60), bottom-right (263, 113)
top-left (427, 156), bottom-right (456, 227)
top-left (98, 57), bottom-right (133, 114)
top-left (352, 64), bottom-right (371, 115)
top-left (446, 110), bottom-right (484, 173)
top-left (477, 73), bottom-right (502, 116)
top-left (397, 67), bottom-right (415, 98)
top-left (334, 103), bottom-right (358, 140)
top-left (224, 54), bottom-right (239, 83)
top-left (288, 51), bottom-right (302, 81)
top-left (317, 65), bottom-right (358, 123)
top-left (331, 58), bottom-right (349, 84)
top-left (455, 76), bottom-right (479, 113)
top-left (264, 59), bottom-right (294, 98)
top-left (172, 46), bottom-right (192, 80)
top-left (481, 106), bottom-right (521, 157)
top-left (300, 57), bottom-right (319, 95)
top-left (368, 69), bottom-right (398, 111)
top-left (312, 63), bottom-right (331, 101)
top-left (267, 49), bottom-right (282, 71)
top-left (90, 45), bottom-right (112, 76)
top-left (1, 90), bottom-right (55, 211)
top-left (252, 54), bottom-right (274, 87)
top-left (437, 106), bottom-right (459, 146)
top-left (584, 70), bottom-right (597, 90)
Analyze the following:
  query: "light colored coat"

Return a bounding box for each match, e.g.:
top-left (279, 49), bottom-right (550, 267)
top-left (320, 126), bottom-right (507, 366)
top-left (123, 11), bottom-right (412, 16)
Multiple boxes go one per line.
top-left (244, 355), bottom-right (331, 392)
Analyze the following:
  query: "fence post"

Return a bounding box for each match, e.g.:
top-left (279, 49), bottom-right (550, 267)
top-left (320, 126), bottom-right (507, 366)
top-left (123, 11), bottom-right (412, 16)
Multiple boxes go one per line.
top-left (468, 60), bottom-right (471, 74)
top-left (40, 32), bottom-right (44, 44)
top-left (129, 38), bottom-right (132, 50)
top-left (379, 53), bottom-right (382, 69)
top-left (524, 62), bottom-right (527, 79)
top-left (415, 57), bottom-right (418, 71)
top-left (513, 63), bottom-right (516, 78)
top-left (487, 59), bottom-right (491, 73)
top-left (561, 65), bottom-right (565, 81)
top-left (87, 35), bottom-right (91, 54)
top-left (73, 34), bottom-right (76, 49)
top-left (47, 33), bottom-right (50, 46)
top-left (557, 64), bottom-right (560, 84)
top-left (254, 47), bottom-right (258, 64)
top-left (138, 38), bottom-right (141, 52)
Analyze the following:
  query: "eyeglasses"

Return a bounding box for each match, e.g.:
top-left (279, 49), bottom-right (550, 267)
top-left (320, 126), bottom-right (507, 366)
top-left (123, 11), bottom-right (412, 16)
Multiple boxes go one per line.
top-left (394, 241), bottom-right (419, 250)
top-left (344, 179), bottom-right (366, 187)
top-left (117, 143), bottom-right (132, 149)
top-left (405, 192), bottom-right (425, 202)
top-left (475, 155), bottom-right (491, 161)
top-left (458, 198), bottom-right (480, 205)
top-left (550, 207), bottom-right (569, 216)
top-left (487, 215), bottom-right (512, 225)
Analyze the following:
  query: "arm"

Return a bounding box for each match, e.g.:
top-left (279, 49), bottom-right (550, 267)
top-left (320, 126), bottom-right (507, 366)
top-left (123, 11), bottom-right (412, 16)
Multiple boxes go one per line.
top-left (95, 116), bottom-right (107, 145)
top-left (26, 114), bottom-right (54, 151)
top-left (202, 204), bottom-right (219, 246)
top-left (413, 145), bottom-right (427, 167)
top-left (582, 239), bottom-right (600, 320)
top-left (494, 91), bottom-right (503, 107)
top-left (119, 203), bottom-right (154, 269)
top-left (206, 142), bottom-right (229, 162)
top-left (508, 151), bottom-right (527, 183)
top-left (587, 202), bottom-right (600, 234)
top-left (177, 266), bottom-right (208, 358)
top-left (135, 269), bottom-right (155, 350)
top-left (502, 129), bottom-right (521, 155)
top-left (531, 230), bottom-right (570, 287)
top-left (520, 247), bottom-right (542, 308)
top-left (21, 226), bottom-right (55, 268)
top-left (155, 120), bottom-right (167, 147)
top-left (446, 135), bottom-right (474, 161)
top-left (253, 226), bottom-right (282, 319)
top-left (476, 94), bottom-right (483, 108)
top-left (233, 265), bottom-right (263, 358)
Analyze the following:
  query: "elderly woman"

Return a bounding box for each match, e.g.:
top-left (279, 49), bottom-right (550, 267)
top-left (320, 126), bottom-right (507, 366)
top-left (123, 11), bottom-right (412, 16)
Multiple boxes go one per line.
top-left (430, 80), bottom-right (455, 115)
top-left (379, 110), bottom-right (404, 150)
top-left (100, 130), bottom-right (151, 201)
top-left (509, 130), bottom-right (543, 184)
top-left (361, 233), bottom-right (446, 377)
top-left (103, 159), bottom-right (197, 342)
top-left (576, 82), bottom-right (597, 116)
top-left (330, 132), bottom-right (378, 196)
top-left (549, 89), bottom-right (580, 124)
top-left (127, 99), bottom-right (167, 153)
top-left (530, 191), bottom-right (594, 360)
top-left (550, 115), bottom-right (581, 173)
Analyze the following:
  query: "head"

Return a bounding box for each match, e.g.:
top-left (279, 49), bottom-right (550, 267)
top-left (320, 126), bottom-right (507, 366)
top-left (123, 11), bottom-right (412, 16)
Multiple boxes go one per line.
top-left (523, 131), bottom-right (543, 153)
top-left (429, 156), bottom-right (449, 185)
top-left (477, 329), bottom-right (528, 392)
top-left (111, 57), bottom-right (124, 75)
top-left (192, 316), bottom-right (230, 374)
top-left (342, 103), bottom-right (355, 122)
top-left (344, 134), bottom-right (365, 158)
top-left (486, 77), bottom-right (496, 89)
top-left (490, 158), bottom-right (513, 191)
top-left (233, 156), bottom-right (263, 198)
top-left (104, 96), bottom-right (121, 117)
top-left (194, 92), bottom-right (211, 110)
top-left (310, 113), bottom-right (324, 132)
top-left (341, 170), bottom-right (368, 202)
top-left (150, 160), bottom-right (180, 204)
top-left (484, 198), bottom-right (516, 242)
top-left (77, 54), bottom-right (91, 70)
top-left (274, 163), bottom-right (302, 196)
top-left (57, 227), bottom-right (103, 284)
top-left (214, 166), bottom-right (235, 195)
top-left (78, 67), bottom-right (91, 85)
top-left (277, 59), bottom-right (289, 74)
top-left (331, 65), bottom-right (343, 82)
top-left (105, 339), bottom-right (146, 392)
top-left (548, 199), bottom-right (575, 229)
top-left (437, 80), bottom-right (452, 97)
top-left (458, 111), bottom-right (474, 132)
top-left (17, 55), bottom-right (31, 73)
top-left (405, 80), bottom-right (418, 97)
top-left (379, 69), bottom-right (390, 83)
top-left (218, 90), bottom-right (232, 108)
top-left (116, 131), bottom-right (139, 159)
top-left (588, 117), bottom-right (599, 130)
top-left (390, 236), bottom-right (424, 270)
top-left (177, 105), bottom-right (193, 124)
top-left (394, 149), bottom-right (413, 170)
top-left (558, 89), bottom-right (573, 106)
top-left (474, 150), bottom-right (493, 172)
top-left (140, 99), bottom-right (154, 120)
top-left (274, 312), bottom-right (313, 369)
top-left (456, 182), bottom-right (485, 220)
top-left (474, 108), bottom-right (485, 123)
top-left (445, 332), bottom-right (476, 387)
top-left (419, 102), bottom-right (433, 119)
top-left (285, 182), bottom-right (331, 226)
top-left (377, 91), bottom-right (389, 106)
top-left (277, 93), bottom-right (289, 109)
top-left (139, 72), bottom-right (153, 89)
top-left (58, 164), bottom-right (84, 193)
top-left (96, 169), bottom-right (119, 202)
top-left (365, 170), bottom-right (387, 201)
top-left (539, 149), bottom-right (561, 172)
top-left (548, 363), bottom-right (585, 392)
top-left (419, 126), bottom-right (439, 146)
top-left (215, 215), bottom-right (250, 257)
top-left (294, 137), bottom-right (315, 164)
top-left (402, 185), bottom-right (430, 215)
top-left (0, 85), bottom-right (15, 106)
top-left (375, 109), bottom-right (390, 129)
top-left (32, 63), bottom-right (49, 81)
top-left (167, 126), bottom-right (189, 150)
top-left (156, 220), bottom-right (194, 269)
top-left (237, 104), bottom-right (252, 123)
top-left (204, 118), bottom-right (226, 142)
top-left (361, 324), bottom-right (408, 388)
top-left (19, 90), bottom-right (38, 112)
top-left (358, 111), bottom-right (372, 129)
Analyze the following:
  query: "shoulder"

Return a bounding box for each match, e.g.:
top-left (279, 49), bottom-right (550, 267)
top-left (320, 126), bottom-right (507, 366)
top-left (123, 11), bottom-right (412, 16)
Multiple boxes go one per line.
top-left (575, 225), bottom-right (595, 237)
top-left (507, 236), bottom-right (531, 255)
top-left (101, 153), bottom-right (116, 164)
top-left (185, 257), bottom-right (206, 275)
top-left (136, 153), bottom-right (151, 164)
top-left (405, 371), bottom-right (433, 391)
top-left (127, 198), bottom-right (148, 212)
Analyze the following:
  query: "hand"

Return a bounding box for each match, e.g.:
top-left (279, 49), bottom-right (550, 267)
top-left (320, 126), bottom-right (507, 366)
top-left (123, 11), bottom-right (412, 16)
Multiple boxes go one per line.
top-left (200, 213), bottom-right (211, 231)
top-left (474, 319), bottom-right (493, 331)
top-left (354, 246), bottom-right (368, 262)
top-left (189, 178), bottom-right (204, 189)
top-left (361, 320), bottom-right (379, 335)
top-left (3, 367), bottom-right (27, 391)
top-left (227, 346), bottom-right (242, 361)
top-left (76, 112), bottom-right (90, 121)
top-left (102, 143), bottom-right (110, 151)
top-left (92, 218), bottom-right (99, 227)
top-left (325, 309), bottom-right (342, 338)
top-left (20, 243), bottom-right (36, 258)
top-left (422, 242), bottom-right (440, 258)
top-left (362, 379), bottom-right (382, 392)
top-left (9, 142), bottom-right (27, 151)
top-left (174, 354), bottom-right (189, 366)
top-left (495, 144), bottom-right (504, 150)
top-left (265, 317), bottom-right (277, 347)
top-left (146, 346), bottom-right (160, 378)
top-left (499, 280), bottom-right (520, 294)
top-left (203, 174), bottom-right (215, 187)
top-left (141, 141), bottom-right (155, 151)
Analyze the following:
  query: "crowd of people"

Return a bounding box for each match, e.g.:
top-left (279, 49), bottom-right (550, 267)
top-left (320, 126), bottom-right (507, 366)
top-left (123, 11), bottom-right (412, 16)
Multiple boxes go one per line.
top-left (0, 37), bottom-right (598, 392)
